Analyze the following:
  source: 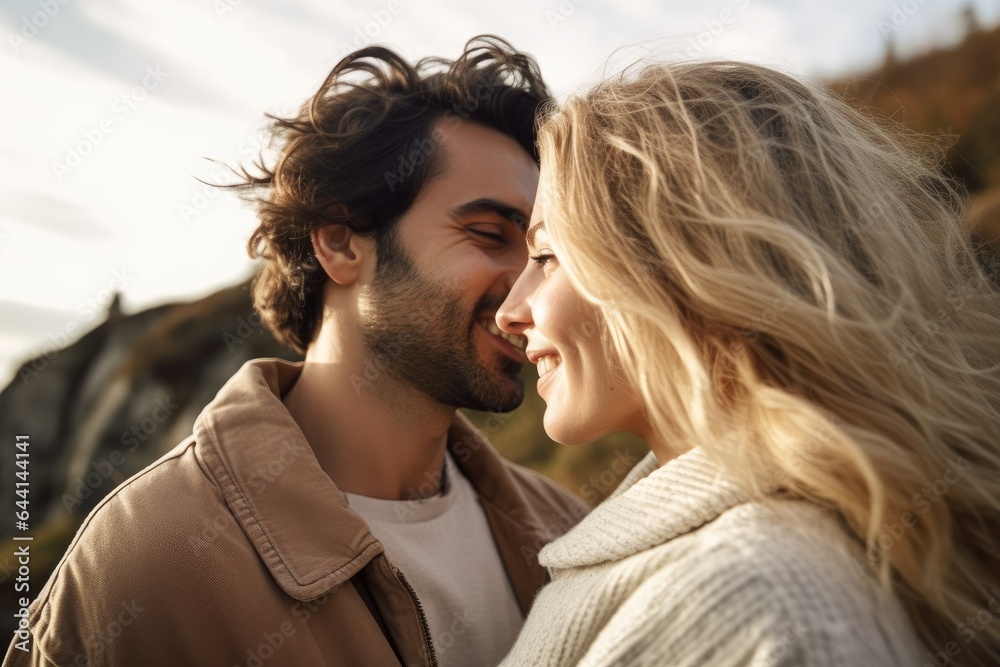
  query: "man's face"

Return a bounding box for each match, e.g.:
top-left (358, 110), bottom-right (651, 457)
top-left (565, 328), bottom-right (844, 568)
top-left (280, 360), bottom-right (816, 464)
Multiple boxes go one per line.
top-left (358, 120), bottom-right (536, 412)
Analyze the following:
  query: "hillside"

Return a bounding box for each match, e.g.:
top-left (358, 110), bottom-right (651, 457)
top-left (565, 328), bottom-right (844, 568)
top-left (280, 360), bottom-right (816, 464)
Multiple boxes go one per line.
top-left (831, 22), bottom-right (1000, 244)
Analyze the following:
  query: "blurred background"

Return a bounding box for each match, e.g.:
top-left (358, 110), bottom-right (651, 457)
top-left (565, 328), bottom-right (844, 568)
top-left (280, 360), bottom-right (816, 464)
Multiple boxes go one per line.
top-left (2, 0), bottom-right (1000, 644)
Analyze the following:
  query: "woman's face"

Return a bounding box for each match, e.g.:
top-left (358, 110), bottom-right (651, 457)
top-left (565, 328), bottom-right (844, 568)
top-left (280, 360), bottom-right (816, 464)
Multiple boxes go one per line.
top-left (496, 197), bottom-right (646, 445)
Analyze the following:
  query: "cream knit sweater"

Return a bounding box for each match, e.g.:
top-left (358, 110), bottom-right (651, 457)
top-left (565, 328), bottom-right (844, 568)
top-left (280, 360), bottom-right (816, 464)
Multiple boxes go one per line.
top-left (500, 448), bottom-right (927, 667)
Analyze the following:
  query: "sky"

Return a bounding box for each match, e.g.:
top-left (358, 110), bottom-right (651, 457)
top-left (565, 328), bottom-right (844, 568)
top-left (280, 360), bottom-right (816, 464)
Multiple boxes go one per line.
top-left (2, 0), bottom-right (998, 387)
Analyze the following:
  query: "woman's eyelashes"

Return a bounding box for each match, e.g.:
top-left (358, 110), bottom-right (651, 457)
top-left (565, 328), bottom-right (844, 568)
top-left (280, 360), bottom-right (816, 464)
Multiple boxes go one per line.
top-left (530, 251), bottom-right (557, 267)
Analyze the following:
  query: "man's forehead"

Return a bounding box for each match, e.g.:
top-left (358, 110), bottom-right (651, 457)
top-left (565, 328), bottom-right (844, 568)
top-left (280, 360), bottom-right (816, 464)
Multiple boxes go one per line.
top-left (408, 120), bottom-right (538, 236)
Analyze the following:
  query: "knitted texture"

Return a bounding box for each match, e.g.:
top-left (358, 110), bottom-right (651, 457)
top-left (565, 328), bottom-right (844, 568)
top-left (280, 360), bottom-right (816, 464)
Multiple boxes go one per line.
top-left (500, 448), bottom-right (926, 667)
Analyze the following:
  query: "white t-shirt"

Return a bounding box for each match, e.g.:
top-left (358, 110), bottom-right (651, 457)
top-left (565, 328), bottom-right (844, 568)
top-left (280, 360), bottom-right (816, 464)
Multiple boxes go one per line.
top-left (343, 451), bottom-right (524, 667)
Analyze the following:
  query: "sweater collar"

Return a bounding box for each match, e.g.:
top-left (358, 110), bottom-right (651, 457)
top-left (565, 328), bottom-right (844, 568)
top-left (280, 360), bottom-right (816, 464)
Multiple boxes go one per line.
top-left (193, 357), bottom-right (553, 605)
top-left (539, 447), bottom-right (749, 570)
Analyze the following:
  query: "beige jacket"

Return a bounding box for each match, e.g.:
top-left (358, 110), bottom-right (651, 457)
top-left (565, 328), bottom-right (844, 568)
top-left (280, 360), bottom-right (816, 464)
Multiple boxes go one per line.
top-left (4, 358), bottom-right (588, 667)
top-left (500, 447), bottom-right (927, 667)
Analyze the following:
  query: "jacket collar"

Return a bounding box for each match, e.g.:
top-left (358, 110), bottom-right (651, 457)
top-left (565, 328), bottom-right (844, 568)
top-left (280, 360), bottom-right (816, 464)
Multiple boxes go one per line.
top-left (539, 447), bottom-right (749, 571)
top-left (194, 357), bottom-right (552, 606)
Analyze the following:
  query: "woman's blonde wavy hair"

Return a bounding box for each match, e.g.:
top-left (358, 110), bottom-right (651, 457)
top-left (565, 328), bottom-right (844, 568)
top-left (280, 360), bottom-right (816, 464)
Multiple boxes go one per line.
top-left (538, 60), bottom-right (1000, 664)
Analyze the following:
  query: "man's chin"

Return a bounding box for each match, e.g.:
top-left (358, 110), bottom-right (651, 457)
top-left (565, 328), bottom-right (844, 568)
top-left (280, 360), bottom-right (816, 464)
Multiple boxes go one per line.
top-left (498, 374), bottom-right (525, 406)
top-left (488, 375), bottom-right (525, 413)
top-left (461, 373), bottom-right (524, 414)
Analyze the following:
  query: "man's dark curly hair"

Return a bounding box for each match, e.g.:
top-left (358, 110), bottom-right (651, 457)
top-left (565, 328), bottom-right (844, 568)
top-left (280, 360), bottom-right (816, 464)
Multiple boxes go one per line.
top-left (231, 35), bottom-right (551, 354)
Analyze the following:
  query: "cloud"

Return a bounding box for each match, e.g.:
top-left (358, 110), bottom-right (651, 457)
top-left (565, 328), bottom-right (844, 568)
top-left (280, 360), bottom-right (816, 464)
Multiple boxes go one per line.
top-left (3, 190), bottom-right (112, 238)
top-left (0, 298), bottom-right (80, 339)
top-left (1, 0), bottom-right (243, 115)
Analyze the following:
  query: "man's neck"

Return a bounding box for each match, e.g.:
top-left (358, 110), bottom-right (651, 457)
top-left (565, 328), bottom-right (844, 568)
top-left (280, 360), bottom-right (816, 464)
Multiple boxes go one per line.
top-left (282, 333), bottom-right (455, 501)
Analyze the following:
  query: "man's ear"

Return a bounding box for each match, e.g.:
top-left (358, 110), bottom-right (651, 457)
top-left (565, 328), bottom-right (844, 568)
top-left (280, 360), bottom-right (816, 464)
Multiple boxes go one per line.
top-left (311, 224), bottom-right (370, 286)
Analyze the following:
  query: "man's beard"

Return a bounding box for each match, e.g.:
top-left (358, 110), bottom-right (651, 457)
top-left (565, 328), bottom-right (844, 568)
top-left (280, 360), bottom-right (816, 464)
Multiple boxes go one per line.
top-left (358, 230), bottom-right (524, 412)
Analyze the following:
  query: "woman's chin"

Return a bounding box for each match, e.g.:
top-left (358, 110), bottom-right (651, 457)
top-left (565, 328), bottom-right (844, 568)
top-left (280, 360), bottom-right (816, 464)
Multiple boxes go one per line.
top-left (543, 413), bottom-right (596, 447)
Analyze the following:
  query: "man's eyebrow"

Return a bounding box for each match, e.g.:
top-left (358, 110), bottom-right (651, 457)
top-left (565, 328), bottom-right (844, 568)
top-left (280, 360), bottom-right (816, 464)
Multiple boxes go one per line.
top-left (525, 220), bottom-right (545, 248)
top-left (449, 198), bottom-right (530, 232)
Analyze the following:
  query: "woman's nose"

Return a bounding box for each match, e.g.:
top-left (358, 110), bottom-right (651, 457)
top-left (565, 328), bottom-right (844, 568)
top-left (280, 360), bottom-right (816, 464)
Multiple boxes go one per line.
top-left (497, 265), bottom-right (534, 335)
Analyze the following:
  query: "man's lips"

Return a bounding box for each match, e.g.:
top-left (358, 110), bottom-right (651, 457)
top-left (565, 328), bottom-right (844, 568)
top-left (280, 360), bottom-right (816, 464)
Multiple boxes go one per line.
top-left (480, 318), bottom-right (528, 351)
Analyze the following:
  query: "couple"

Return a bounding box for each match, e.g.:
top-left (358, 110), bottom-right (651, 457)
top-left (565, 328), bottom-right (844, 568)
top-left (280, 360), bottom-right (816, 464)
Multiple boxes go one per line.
top-left (8, 35), bottom-right (1000, 667)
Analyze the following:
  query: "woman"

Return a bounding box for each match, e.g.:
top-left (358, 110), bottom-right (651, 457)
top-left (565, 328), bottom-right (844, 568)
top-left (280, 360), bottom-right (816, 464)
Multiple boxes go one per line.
top-left (496, 61), bottom-right (1000, 666)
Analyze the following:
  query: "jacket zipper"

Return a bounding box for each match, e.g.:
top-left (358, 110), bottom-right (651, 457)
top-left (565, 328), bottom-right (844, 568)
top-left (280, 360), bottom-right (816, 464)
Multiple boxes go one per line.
top-left (392, 566), bottom-right (439, 667)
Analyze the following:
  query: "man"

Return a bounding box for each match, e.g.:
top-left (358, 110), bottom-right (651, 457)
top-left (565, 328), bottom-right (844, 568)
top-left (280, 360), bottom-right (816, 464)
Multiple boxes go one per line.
top-left (5, 36), bottom-right (588, 667)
